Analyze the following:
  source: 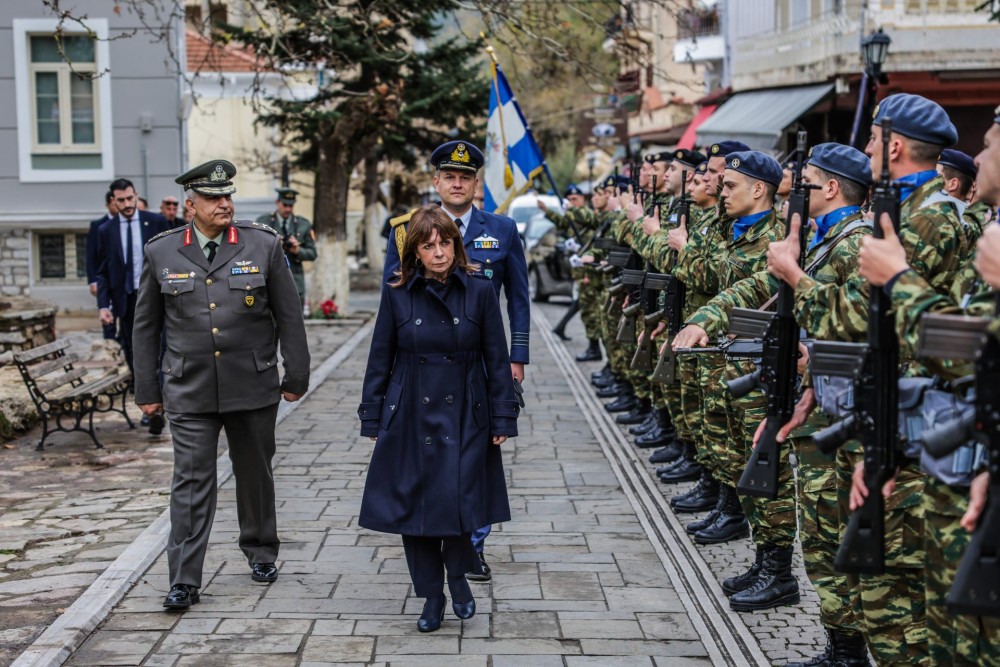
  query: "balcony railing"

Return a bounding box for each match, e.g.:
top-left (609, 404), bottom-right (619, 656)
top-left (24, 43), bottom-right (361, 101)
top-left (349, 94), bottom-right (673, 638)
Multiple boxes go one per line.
top-left (677, 7), bottom-right (721, 39)
top-left (904, 0), bottom-right (997, 12)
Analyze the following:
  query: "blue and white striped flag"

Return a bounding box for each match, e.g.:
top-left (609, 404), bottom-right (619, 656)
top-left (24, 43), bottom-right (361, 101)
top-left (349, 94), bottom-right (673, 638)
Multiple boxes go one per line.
top-left (483, 62), bottom-right (552, 214)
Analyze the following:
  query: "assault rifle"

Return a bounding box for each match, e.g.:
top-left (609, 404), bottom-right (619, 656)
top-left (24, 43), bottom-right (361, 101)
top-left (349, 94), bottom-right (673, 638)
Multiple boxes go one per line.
top-left (915, 309), bottom-right (1000, 617)
top-left (649, 174), bottom-right (692, 383)
top-left (631, 175), bottom-right (662, 371)
top-left (617, 267), bottom-right (645, 344)
top-left (808, 119), bottom-right (902, 574)
top-left (735, 131), bottom-right (816, 499)
top-left (604, 246), bottom-right (632, 317)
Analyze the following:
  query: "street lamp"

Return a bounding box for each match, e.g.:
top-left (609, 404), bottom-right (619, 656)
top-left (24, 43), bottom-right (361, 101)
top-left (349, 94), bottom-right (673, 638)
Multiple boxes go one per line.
top-left (850, 28), bottom-right (892, 149)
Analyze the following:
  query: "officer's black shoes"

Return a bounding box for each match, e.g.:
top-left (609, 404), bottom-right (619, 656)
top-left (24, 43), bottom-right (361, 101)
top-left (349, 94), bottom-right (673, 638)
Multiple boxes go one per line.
top-left (595, 382), bottom-right (625, 399)
top-left (721, 546), bottom-right (764, 596)
top-left (629, 413), bottom-right (657, 436)
top-left (418, 595), bottom-right (446, 632)
top-left (784, 629), bottom-right (872, 667)
top-left (148, 411), bottom-right (166, 436)
top-left (576, 339), bottom-right (602, 362)
top-left (634, 410), bottom-right (676, 448)
top-left (615, 398), bottom-right (651, 425)
top-left (163, 584), bottom-right (199, 610)
top-left (140, 414), bottom-right (151, 427)
top-left (693, 485), bottom-right (750, 544)
top-left (251, 562), bottom-right (278, 582)
top-left (648, 442), bottom-right (683, 463)
top-left (658, 457), bottom-right (701, 483)
top-left (605, 393), bottom-right (639, 413)
top-left (672, 473), bottom-right (719, 513)
top-left (465, 553), bottom-right (491, 582)
top-left (686, 508), bottom-right (720, 535)
top-left (729, 544), bottom-right (799, 612)
top-left (448, 576), bottom-right (476, 619)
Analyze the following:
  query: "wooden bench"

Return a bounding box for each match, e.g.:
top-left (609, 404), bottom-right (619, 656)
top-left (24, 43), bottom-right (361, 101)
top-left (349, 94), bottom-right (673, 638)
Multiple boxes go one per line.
top-left (13, 339), bottom-right (134, 450)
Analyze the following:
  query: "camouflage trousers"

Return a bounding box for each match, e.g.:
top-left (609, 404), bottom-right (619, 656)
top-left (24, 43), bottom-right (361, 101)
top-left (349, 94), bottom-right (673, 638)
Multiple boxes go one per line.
top-left (676, 356), bottom-right (703, 453)
top-left (600, 294), bottom-right (631, 378)
top-left (837, 449), bottom-right (928, 666)
top-left (576, 271), bottom-right (603, 341)
top-left (726, 361), bottom-right (796, 548)
top-left (699, 355), bottom-right (730, 482)
top-left (792, 438), bottom-right (862, 634)
top-left (923, 478), bottom-right (1000, 666)
top-left (626, 316), bottom-right (650, 401)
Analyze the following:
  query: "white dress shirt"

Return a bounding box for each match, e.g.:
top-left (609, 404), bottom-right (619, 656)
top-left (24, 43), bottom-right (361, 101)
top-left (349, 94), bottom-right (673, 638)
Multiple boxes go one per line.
top-left (442, 206), bottom-right (474, 240)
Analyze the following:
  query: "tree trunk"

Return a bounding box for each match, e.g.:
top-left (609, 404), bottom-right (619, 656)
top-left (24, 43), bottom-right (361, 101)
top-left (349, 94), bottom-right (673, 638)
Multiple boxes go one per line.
top-left (362, 150), bottom-right (385, 270)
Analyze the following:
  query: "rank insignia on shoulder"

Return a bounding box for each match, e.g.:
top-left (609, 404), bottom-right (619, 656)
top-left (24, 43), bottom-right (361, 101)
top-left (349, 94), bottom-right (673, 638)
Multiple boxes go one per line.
top-left (474, 234), bottom-right (500, 250)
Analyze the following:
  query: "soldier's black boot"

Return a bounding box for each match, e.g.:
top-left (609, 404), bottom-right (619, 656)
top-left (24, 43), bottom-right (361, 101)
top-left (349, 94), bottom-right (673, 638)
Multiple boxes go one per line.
top-left (728, 544), bottom-right (800, 612)
top-left (605, 386), bottom-right (638, 413)
top-left (595, 380), bottom-right (625, 398)
top-left (591, 364), bottom-right (611, 385)
top-left (655, 440), bottom-right (695, 474)
top-left (721, 545), bottom-right (764, 596)
top-left (648, 440), bottom-right (684, 464)
top-left (784, 628), bottom-right (837, 667)
top-left (693, 485), bottom-right (749, 544)
top-left (576, 339), bottom-right (602, 362)
top-left (629, 412), bottom-right (657, 436)
top-left (686, 485), bottom-right (723, 535)
top-left (829, 630), bottom-right (872, 667)
top-left (658, 442), bottom-right (701, 482)
top-left (672, 471), bottom-right (719, 513)
top-left (634, 409), bottom-right (676, 448)
top-left (616, 397), bottom-right (651, 425)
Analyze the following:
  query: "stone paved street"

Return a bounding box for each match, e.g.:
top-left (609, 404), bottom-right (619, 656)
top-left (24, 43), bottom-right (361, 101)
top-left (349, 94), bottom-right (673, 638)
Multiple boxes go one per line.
top-left (9, 296), bottom-right (832, 666)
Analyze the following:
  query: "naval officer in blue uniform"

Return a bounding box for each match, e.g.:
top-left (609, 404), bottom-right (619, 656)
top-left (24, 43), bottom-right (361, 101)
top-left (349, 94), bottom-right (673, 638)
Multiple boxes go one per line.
top-left (383, 140), bottom-right (530, 582)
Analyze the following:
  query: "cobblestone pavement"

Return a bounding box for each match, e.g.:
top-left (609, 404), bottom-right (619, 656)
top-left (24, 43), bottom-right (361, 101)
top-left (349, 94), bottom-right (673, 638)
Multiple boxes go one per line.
top-left (9, 294), bottom-right (830, 666)
top-left (0, 308), bottom-right (375, 667)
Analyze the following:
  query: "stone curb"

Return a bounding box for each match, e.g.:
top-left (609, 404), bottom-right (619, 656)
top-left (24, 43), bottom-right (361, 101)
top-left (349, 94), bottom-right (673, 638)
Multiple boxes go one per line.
top-left (11, 320), bottom-right (375, 667)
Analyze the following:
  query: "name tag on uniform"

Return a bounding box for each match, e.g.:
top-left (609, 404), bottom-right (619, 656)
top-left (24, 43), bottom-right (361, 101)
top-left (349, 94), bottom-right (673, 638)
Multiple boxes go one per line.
top-left (474, 234), bottom-right (500, 250)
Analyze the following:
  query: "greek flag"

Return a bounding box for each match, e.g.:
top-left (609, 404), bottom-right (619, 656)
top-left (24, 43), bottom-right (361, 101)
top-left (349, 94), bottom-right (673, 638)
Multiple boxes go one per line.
top-left (483, 62), bottom-right (552, 214)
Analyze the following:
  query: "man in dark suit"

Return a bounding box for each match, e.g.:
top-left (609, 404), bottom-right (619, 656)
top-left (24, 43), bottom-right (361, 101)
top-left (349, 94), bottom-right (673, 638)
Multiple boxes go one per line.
top-left (96, 178), bottom-right (169, 375)
top-left (383, 140), bottom-right (530, 583)
top-left (87, 191), bottom-right (117, 340)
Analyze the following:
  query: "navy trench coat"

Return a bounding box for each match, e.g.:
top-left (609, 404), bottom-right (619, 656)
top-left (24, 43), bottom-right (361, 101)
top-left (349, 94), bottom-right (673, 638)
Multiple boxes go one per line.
top-left (357, 270), bottom-right (520, 536)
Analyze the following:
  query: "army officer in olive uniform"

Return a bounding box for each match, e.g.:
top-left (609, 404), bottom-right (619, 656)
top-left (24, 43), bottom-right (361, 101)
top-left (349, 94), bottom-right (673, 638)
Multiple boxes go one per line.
top-left (132, 160), bottom-right (311, 610)
top-left (256, 187), bottom-right (317, 309)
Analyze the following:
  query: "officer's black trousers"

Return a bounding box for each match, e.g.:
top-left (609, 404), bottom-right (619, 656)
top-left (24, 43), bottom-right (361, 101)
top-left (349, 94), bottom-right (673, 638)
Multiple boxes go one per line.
top-left (401, 534), bottom-right (477, 601)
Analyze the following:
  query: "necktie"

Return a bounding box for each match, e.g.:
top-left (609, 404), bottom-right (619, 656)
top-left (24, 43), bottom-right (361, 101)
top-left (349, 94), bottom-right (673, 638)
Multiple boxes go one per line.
top-left (125, 220), bottom-right (135, 294)
top-left (206, 241), bottom-right (218, 264)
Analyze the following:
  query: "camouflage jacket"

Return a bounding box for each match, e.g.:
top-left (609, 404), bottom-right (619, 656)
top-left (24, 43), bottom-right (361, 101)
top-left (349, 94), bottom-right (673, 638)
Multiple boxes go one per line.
top-left (686, 208), bottom-right (783, 333)
top-left (895, 175), bottom-right (967, 295)
top-left (544, 206), bottom-right (601, 240)
top-left (686, 211), bottom-right (870, 339)
top-left (961, 200), bottom-right (993, 250)
top-left (669, 205), bottom-right (726, 317)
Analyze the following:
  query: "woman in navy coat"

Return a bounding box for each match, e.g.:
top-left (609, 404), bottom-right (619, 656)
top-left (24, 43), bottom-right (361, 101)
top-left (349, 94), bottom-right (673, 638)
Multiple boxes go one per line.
top-left (358, 205), bottom-right (520, 632)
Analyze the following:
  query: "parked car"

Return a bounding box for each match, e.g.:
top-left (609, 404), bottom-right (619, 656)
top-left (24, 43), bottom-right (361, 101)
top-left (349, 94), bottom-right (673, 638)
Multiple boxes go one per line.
top-left (525, 216), bottom-right (574, 302)
top-left (507, 192), bottom-right (563, 240)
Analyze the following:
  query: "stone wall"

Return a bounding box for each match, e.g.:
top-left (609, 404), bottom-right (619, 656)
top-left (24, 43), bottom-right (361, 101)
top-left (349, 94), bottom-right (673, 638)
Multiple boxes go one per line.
top-left (0, 229), bottom-right (31, 298)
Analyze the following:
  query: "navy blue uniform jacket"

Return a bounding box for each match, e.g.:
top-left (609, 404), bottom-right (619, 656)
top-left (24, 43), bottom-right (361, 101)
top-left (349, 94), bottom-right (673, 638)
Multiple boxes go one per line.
top-left (86, 214), bottom-right (113, 284)
top-left (357, 270), bottom-right (520, 536)
top-left (96, 211), bottom-right (169, 318)
top-left (383, 205), bottom-right (530, 364)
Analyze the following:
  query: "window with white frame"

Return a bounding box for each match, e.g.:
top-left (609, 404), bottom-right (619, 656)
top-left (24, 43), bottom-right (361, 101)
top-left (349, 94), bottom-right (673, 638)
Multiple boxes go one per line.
top-left (13, 19), bottom-right (114, 183)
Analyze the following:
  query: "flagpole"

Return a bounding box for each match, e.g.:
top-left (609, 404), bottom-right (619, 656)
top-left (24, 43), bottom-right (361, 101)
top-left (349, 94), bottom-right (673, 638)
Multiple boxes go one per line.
top-left (480, 33), bottom-right (560, 198)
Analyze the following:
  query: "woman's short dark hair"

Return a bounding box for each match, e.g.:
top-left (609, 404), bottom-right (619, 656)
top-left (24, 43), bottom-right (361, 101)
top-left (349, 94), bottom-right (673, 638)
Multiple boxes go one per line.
top-left (390, 205), bottom-right (480, 288)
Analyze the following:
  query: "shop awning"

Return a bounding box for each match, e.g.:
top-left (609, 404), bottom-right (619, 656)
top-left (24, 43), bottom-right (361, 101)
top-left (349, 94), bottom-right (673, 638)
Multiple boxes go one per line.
top-left (676, 105), bottom-right (717, 150)
top-left (696, 83), bottom-right (834, 150)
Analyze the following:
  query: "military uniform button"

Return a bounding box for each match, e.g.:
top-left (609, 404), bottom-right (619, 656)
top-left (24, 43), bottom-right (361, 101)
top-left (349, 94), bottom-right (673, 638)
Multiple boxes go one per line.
top-left (419, 357), bottom-right (427, 364)
top-left (486, 258), bottom-right (492, 264)
top-left (424, 437), bottom-right (432, 445)
top-left (206, 278), bottom-right (213, 286)
top-left (214, 350), bottom-right (221, 358)
top-left (211, 327), bottom-right (219, 334)
top-left (210, 303), bottom-right (217, 310)
top-left (445, 395), bottom-right (454, 404)
top-left (453, 317), bottom-right (460, 325)
top-left (415, 318), bottom-right (422, 325)
top-left (173, 289), bottom-right (178, 295)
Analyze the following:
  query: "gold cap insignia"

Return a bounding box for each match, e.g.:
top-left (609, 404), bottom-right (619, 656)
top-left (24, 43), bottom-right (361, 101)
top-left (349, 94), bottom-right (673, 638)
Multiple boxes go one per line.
top-left (711, 144), bottom-right (720, 154)
top-left (675, 150), bottom-right (683, 158)
top-left (210, 164), bottom-right (227, 183)
top-left (731, 158), bottom-right (741, 168)
top-left (451, 143), bottom-right (470, 163)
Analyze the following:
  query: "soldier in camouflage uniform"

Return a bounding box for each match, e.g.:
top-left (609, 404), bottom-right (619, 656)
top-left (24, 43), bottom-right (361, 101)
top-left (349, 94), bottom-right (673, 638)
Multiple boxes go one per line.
top-left (936, 148), bottom-right (978, 259)
top-left (856, 111), bottom-right (1000, 667)
top-left (962, 190), bottom-right (993, 248)
top-left (675, 143), bottom-right (874, 658)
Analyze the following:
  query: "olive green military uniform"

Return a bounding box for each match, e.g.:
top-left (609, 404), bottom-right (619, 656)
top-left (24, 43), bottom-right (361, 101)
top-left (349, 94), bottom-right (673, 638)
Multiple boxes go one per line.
top-left (256, 210), bottom-right (317, 307)
top-left (961, 199), bottom-right (992, 250)
top-left (546, 205), bottom-right (603, 340)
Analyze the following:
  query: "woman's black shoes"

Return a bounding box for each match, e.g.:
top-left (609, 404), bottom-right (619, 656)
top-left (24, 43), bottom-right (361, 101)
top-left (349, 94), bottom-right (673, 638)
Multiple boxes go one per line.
top-left (453, 598), bottom-right (476, 619)
top-left (418, 596), bottom-right (446, 632)
top-left (449, 576), bottom-right (476, 619)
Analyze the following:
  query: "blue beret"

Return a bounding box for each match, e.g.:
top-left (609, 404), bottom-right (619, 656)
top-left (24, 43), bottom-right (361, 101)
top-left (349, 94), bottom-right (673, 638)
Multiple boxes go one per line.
top-left (564, 184), bottom-right (584, 197)
top-left (872, 93), bottom-right (958, 147)
top-left (938, 148), bottom-right (977, 178)
top-left (644, 152), bottom-right (671, 164)
top-left (600, 175), bottom-right (631, 191)
top-left (694, 161), bottom-right (709, 175)
top-left (725, 150), bottom-right (783, 187)
top-left (709, 141), bottom-right (751, 157)
top-left (783, 160), bottom-right (798, 172)
top-left (430, 140), bottom-right (484, 172)
top-left (672, 149), bottom-right (707, 168)
top-left (806, 143), bottom-right (873, 187)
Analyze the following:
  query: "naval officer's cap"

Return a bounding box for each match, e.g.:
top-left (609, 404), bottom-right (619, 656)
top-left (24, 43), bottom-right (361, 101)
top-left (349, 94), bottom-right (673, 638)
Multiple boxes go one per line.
top-left (725, 150), bottom-right (783, 187)
top-left (176, 160), bottom-right (237, 196)
top-left (430, 141), bottom-right (484, 173)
